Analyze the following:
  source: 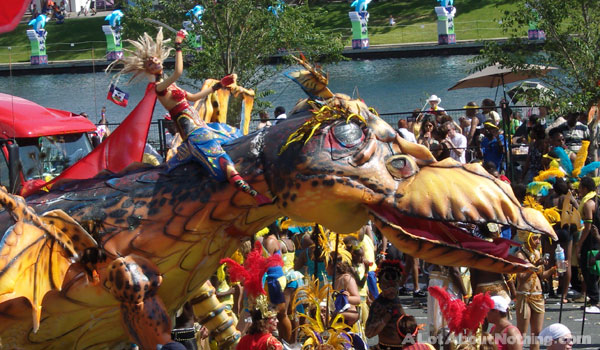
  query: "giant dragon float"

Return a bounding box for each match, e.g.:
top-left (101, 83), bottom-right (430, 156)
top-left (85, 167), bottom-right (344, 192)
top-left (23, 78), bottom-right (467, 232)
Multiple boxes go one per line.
top-left (0, 48), bottom-right (556, 350)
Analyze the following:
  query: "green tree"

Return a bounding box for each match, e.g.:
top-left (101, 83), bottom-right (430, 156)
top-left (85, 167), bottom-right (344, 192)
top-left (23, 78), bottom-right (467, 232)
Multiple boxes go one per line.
top-left (475, 0), bottom-right (600, 113)
top-left (124, 0), bottom-right (344, 91)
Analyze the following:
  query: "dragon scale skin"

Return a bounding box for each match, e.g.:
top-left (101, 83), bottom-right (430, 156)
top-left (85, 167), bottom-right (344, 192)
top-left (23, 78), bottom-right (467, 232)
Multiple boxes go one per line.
top-left (0, 97), bottom-right (554, 349)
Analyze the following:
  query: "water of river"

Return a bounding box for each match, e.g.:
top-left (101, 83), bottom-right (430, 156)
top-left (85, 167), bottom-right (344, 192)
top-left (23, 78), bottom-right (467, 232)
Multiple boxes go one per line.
top-left (0, 56), bottom-right (512, 124)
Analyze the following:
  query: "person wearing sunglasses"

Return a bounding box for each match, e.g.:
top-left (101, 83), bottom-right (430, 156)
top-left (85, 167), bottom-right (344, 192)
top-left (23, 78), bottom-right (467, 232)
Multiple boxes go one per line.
top-left (538, 323), bottom-right (573, 350)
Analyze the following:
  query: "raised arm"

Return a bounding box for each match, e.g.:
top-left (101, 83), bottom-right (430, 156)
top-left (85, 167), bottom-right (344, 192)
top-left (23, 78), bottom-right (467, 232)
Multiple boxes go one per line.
top-left (187, 74), bottom-right (236, 102)
top-left (156, 30), bottom-right (187, 92)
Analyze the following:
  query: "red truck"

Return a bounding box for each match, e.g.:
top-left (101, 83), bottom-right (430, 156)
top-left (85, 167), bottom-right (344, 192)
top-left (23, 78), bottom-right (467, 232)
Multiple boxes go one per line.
top-left (0, 93), bottom-right (96, 194)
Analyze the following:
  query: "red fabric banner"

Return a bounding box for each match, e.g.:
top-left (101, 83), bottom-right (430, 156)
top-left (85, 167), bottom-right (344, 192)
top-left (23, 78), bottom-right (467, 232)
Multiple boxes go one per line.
top-left (22, 83), bottom-right (157, 196)
top-left (0, 0), bottom-right (30, 34)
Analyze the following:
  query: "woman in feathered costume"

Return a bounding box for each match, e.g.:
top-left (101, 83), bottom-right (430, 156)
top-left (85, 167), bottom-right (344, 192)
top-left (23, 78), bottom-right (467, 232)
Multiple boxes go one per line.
top-left (220, 241), bottom-right (284, 350)
top-left (107, 28), bottom-right (270, 205)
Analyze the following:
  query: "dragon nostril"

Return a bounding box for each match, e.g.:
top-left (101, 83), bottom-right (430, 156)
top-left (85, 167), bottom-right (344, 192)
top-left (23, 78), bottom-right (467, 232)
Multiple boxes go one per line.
top-left (386, 155), bottom-right (417, 179)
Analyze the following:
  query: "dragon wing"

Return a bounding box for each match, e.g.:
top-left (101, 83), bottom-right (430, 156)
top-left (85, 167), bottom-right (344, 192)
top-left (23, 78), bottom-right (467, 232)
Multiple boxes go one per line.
top-left (0, 187), bottom-right (96, 332)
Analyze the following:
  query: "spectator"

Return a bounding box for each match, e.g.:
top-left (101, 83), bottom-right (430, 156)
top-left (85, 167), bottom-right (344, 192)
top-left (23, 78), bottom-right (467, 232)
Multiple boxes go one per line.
top-left (444, 121), bottom-right (467, 163)
top-left (498, 99), bottom-right (520, 136)
top-left (425, 94), bottom-right (446, 122)
top-left (273, 106), bottom-right (287, 125)
top-left (96, 106), bottom-right (110, 142)
top-left (520, 123), bottom-right (547, 183)
top-left (482, 99), bottom-right (500, 125)
top-left (575, 176), bottom-right (600, 313)
top-left (480, 122), bottom-right (505, 173)
top-left (257, 110), bottom-right (271, 129)
top-left (550, 111), bottom-right (590, 153)
top-left (459, 116), bottom-right (471, 138)
top-left (397, 119), bottom-right (417, 143)
top-left (389, 15), bottom-right (396, 26)
top-left (417, 117), bottom-right (436, 149)
top-left (31, 3), bottom-right (39, 19)
top-left (409, 108), bottom-right (425, 137)
top-left (430, 125), bottom-right (452, 160)
top-left (538, 324), bottom-right (573, 350)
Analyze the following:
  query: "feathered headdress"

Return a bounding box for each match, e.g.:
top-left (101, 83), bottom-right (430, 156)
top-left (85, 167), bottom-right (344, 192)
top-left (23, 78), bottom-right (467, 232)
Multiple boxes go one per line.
top-left (291, 278), bottom-right (352, 350)
top-left (220, 241), bottom-right (283, 318)
top-left (377, 259), bottom-right (404, 282)
top-left (533, 141), bottom-right (600, 188)
top-left (428, 286), bottom-right (494, 335)
top-left (316, 225), bottom-right (352, 267)
top-left (106, 28), bottom-right (172, 84)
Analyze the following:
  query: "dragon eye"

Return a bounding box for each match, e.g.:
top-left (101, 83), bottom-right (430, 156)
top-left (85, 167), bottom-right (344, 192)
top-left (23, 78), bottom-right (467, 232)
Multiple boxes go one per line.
top-left (332, 122), bottom-right (363, 148)
top-left (386, 155), bottom-right (418, 179)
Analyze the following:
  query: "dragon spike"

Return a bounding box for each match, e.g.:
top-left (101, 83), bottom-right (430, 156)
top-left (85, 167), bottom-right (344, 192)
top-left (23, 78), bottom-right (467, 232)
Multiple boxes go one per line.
top-left (0, 187), bottom-right (78, 259)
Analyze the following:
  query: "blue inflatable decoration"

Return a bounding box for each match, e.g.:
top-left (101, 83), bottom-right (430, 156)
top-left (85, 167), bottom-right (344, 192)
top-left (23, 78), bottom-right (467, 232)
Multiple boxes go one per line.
top-left (28, 15), bottom-right (48, 35)
top-left (105, 10), bottom-right (124, 28)
top-left (184, 5), bottom-right (204, 51)
top-left (186, 5), bottom-right (204, 25)
top-left (268, 0), bottom-right (284, 17)
top-left (350, 0), bottom-right (371, 13)
top-left (437, 0), bottom-right (453, 7)
top-left (102, 10), bottom-right (124, 61)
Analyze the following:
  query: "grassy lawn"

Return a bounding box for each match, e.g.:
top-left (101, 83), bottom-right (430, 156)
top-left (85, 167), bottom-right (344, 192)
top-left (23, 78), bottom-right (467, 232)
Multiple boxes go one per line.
top-left (0, 0), bottom-right (521, 63)
top-left (0, 16), bottom-right (107, 63)
top-left (314, 0), bottom-right (519, 46)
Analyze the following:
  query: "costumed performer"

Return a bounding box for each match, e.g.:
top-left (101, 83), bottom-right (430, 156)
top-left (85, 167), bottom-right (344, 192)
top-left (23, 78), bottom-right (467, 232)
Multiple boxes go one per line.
top-left (427, 286), bottom-right (494, 350)
top-left (107, 28), bottom-right (269, 205)
top-left (237, 305), bottom-right (281, 350)
top-left (220, 241), bottom-right (284, 350)
top-left (262, 225), bottom-right (293, 342)
top-left (427, 264), bottom-right (468, 338)
top-left (470, 224), bottom-right (512, 303)
top-left (396, 314), bottom-right (434, 350)
top-left (487, 296), bottom-right (523, 350)
top-left (365, 259), bottom-right (406, 350)
top-left (514, 232), bottom-right (556, 350)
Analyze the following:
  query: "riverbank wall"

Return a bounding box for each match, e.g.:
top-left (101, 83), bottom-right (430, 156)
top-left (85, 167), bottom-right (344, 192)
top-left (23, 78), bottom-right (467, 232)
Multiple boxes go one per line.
top-left (0, 38), bottom-right (543, 76)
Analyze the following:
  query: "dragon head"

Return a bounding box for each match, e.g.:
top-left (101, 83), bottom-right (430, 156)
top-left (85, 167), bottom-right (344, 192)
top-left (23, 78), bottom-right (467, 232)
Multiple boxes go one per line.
top-left (260, 94), bottom-right (555, 273)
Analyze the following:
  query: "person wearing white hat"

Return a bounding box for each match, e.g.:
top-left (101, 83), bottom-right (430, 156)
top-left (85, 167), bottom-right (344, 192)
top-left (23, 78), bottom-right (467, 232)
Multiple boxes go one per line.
top-left (426, 94), bottom-right (446, 122)
top-left (487, 295), bottom-right (523, 350)
top-left (538, 324), bottom-right (573, 350)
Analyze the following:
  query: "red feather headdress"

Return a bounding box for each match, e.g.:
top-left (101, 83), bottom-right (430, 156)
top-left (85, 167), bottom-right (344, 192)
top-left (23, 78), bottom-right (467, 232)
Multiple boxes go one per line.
top-left (220, 241), bottom-right (283, 299)
top-left (428, 286), bottom-right (494, 335)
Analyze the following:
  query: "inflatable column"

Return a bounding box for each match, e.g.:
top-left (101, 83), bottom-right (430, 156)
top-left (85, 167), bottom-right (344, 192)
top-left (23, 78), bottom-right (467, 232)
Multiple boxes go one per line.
top-left (434, 5), bottom-right (456, 44)
top-left (103, 10), bottom-right (124, 61)
top-left (349, 11), bottom-right (369, 49)
top-left (26, 29), bottom-right (48, 64)
top-left (527, 8), bottom-right (545, 40)
top-left (27, 15), bottom-right (48, 65)
top-left (184, 5), bottom-right (205, 52)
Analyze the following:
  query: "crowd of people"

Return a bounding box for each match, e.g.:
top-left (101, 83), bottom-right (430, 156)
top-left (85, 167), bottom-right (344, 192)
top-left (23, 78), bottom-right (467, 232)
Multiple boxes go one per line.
top-left (98, 27), bottom-right (598, 350)
top-left (169, 212), bottom-right (590, 350)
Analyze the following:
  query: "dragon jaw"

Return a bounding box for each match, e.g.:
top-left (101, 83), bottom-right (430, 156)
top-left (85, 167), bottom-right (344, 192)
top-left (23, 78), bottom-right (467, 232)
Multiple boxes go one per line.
top-left (262, 98), bottom-right (555, 273)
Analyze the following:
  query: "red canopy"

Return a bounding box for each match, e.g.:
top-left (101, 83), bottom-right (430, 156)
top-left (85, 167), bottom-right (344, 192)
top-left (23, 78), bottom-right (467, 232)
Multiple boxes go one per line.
top-left (0, 0), bottom-right (30, 34)
top-left (0, 93), bottom-right (96, 139)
